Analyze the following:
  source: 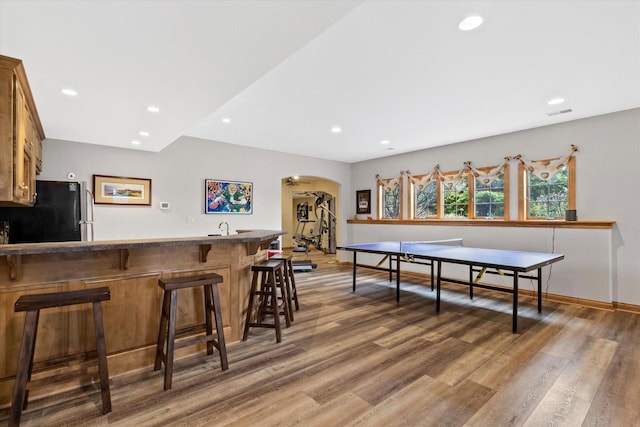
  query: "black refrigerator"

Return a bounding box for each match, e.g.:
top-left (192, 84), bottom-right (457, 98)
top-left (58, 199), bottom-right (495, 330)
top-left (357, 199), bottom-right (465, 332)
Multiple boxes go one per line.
top-left (0, 180), bottom-right (93, 243)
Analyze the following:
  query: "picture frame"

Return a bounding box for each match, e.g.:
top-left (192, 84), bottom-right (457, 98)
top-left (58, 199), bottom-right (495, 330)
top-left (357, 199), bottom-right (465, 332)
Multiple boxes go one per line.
top-left (205, 179), bottom-right (253, 214)
top-left (93, 175), bottom-right (151, 206)
top-left (356, 189), bottom-right (371, 214)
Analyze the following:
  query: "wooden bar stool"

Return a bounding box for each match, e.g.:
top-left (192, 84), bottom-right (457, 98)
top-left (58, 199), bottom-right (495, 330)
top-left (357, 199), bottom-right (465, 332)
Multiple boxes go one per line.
top-left (269, 255), bottom-right (300, 318)
top-left (154, 273), bottom-right (228, 391)
top-left (242, 259), bottom-right (291, 343)
top-left (10, 287), bottom-right (111, 427)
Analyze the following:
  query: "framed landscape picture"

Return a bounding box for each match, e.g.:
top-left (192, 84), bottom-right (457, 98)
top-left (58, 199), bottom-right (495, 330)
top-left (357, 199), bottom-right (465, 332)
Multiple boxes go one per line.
top-left (93, 175), bottom-right (151, 206)
top-left (205, 179), bottom-right (253, 214)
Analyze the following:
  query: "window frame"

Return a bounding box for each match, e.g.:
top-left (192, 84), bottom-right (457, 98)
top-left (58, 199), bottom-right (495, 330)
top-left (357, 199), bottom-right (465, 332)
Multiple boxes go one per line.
top-left (471, 164), bottom-right (510, 220)
top-left (518, 156), bottom-right (575, 220)
top-left (408, 174), bottom-right (440, 219)
top-left (377, 178), bottom-right (403, 219)
top-left (407, 164), bottom-right (510, 220)
top-left (440, 170), bottom-right (471, 219)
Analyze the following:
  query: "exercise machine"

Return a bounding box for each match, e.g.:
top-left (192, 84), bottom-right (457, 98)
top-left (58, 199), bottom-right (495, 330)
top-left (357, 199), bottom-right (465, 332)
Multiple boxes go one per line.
top-left (292, 191), bottom-right (336, 254)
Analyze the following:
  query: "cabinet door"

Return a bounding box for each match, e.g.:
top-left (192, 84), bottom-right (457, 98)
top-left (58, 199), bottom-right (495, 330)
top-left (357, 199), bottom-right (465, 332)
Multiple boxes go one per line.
top-left (13, 79), bottom-right (34, 205)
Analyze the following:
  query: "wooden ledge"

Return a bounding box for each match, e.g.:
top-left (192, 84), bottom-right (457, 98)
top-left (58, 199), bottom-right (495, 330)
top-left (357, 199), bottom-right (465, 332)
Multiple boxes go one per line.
top-left (346, 219), bottom-right (616, 229)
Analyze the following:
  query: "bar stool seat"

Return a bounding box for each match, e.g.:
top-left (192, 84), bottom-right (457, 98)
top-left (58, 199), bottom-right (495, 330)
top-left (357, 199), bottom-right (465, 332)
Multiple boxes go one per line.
top-left (243, 259), bottom-right (291, 343)
top-left (269, 255), bottom-right (300, 318)
top-left (11, 287), bottom-right (111, 427)
top-left (154, 273), bottom-right (228, 391)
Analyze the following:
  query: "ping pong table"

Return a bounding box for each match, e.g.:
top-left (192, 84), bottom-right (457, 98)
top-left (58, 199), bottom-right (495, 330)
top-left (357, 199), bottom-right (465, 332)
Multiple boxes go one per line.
top-left (337, 240), bottom-right (564, 332)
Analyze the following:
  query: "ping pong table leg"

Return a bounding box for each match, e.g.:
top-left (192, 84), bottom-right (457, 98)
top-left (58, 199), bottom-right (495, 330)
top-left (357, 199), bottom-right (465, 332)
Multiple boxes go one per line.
top-left (352, 252), bottom-right (357, 292)
top-left (537, 267), bottom-right (542, 313)
top-left (469, 266), bottom-right (474, 300)
top-left (396, 255), bottom-right (401, 302)
top-left (512, 272), bottom-right (519, 333)
top-left (436, 261), bottom-right (441, 312)
top-left (430, 261), bottom-right (434, 292)
top-left (389, 255), bottom-right (393, 282)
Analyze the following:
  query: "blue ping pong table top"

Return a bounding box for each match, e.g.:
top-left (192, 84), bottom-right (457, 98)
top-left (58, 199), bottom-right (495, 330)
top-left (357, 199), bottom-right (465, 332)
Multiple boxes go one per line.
top-left (337, 241), bottom-right (564, 272)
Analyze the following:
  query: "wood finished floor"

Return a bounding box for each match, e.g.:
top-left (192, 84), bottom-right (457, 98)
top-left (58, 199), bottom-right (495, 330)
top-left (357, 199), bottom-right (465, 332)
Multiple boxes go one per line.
top-left (2, 249), bottom-right (639, 426)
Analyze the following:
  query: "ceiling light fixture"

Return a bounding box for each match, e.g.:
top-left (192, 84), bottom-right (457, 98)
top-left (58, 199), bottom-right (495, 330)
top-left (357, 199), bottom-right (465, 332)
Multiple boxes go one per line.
top-left (61, 88), bottom-right (77, 96)
top-left (131, 140), bottom-right (141, 145)
top-left (331, 126), bottom-right (342, 134)
top-left (222, 117), bottom-right (231, 124)
top-left (547, 97), bottom-right (565, 105)
top-left (139, 131), bottom-right (149, 137)
top-left (147, 106), bottom-right (160, 113)
top-left (380, 140), bottom-right (390, 145)
top-left (458, 15), bottom-right (483, 31)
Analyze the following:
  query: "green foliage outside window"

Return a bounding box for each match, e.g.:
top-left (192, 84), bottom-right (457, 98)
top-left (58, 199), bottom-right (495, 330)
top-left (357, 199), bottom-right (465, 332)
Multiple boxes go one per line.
top-left (528, 166), bottom-right (568, 218)
top-left (384, 186), bottom-right (400, 218)
top-left (414, 180), bottom-right (437, 218)
top-left (443, 177), bottom-right (468, 218)
top-left (475, 175), bottom-right (505, 218)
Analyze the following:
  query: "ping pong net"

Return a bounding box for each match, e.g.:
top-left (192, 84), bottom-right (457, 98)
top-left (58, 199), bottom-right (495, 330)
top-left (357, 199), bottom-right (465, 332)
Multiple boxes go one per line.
top-left (372, 239), bottom-right (464, 266)
top-left (398, 238), bottom-right (464, 254)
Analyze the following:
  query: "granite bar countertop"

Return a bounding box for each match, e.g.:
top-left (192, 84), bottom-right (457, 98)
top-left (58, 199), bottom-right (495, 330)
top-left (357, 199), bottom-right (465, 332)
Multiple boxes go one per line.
top-left (0, 229), bottom-right (283, 256)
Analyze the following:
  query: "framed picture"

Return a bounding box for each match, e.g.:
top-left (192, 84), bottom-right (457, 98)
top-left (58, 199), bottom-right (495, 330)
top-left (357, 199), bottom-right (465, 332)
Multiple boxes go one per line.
top-left (93, 175), bottom-right (151, 206)
top-left (356, 189), bottom-right (371, 214)
top-left (205, 179), bottom-right (253, 214)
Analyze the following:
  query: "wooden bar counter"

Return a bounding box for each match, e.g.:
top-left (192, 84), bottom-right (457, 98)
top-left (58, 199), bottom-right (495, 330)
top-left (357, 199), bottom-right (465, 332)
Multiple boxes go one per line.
top-left (0, 230), bottom-right (282, 407)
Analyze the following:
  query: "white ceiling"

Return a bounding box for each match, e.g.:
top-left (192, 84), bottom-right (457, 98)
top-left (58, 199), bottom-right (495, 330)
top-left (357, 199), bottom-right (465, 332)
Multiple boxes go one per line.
top-left (1, 0), bottom-right (639, 163)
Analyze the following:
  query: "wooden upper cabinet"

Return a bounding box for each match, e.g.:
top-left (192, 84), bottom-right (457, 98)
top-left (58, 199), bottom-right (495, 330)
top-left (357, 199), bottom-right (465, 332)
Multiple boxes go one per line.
top-left (0, 55), bottom-right (45, 206)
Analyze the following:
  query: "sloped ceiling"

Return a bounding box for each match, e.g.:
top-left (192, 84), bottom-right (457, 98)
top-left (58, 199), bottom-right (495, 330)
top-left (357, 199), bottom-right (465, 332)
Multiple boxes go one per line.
top-left (1, 0), bottom-right (639, 163)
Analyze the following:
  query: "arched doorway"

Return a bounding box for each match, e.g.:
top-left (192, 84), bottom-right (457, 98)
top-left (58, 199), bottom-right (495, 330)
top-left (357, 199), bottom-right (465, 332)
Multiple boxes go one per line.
top-left (280, 176), bottom-right (340, 253)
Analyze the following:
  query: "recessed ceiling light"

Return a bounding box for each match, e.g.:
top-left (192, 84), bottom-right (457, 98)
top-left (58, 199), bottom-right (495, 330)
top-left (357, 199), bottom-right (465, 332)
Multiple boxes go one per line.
top-left (222, 117), bottom-right (231, 124)
top-left (380, 140), bottom-right (390, 145)
top-left (331, 126), bottom-right (342, 134)
top-left (459, 15), bottom-right (483, 31)
top-left (61, 88), bottom-right (77, 96)
top-left (147, 106), bottom-right (160, 113)
top-left (139, 131), bottom-right (149, 137)
top-left (547, 97), bottom-right (565, 105)
top-left (131, 140), bottom-right (141, 145)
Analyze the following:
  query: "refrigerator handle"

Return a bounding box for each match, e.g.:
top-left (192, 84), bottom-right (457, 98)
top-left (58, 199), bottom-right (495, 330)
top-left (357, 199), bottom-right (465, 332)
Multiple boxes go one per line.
top-left (85, 188), bottom-right (95, 241)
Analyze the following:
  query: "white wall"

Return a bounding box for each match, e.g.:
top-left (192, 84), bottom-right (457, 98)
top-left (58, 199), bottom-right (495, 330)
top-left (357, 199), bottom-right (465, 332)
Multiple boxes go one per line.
top-left (38, 108), bottom-right (640, 306)
top-left (345, 108), bottom-right (640, 306)
top-left (40, 136), bottom-right (351, 243)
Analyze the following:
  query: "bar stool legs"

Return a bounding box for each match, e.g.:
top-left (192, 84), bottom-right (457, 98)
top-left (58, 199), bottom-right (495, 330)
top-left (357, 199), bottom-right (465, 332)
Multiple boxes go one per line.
top-left (11, 287), bottom-right (112, 427)
top-left (92, 300), bottom-right (112, 414)
top-left (270, 255), bottom-right (299, 315)
top-left (243, 260), bottom-right (291, 343)
top-left (154, 273), bottom-right (228, 391)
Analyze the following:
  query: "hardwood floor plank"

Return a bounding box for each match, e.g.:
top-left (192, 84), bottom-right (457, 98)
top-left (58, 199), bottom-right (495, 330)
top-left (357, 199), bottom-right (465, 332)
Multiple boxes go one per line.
top-left (522, 336), bottom-right (618, 426)
top-left (465, 351), bottom-right (568, 426)
top-left (288, 392), bottom-right (372, 427)
top-left (581, 312), bottom-right (640, 426)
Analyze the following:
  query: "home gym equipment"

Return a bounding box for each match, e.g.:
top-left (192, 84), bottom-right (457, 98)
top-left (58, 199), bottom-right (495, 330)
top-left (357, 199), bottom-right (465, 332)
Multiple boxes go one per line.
top-left (292, 191), bottom-right (336, 254)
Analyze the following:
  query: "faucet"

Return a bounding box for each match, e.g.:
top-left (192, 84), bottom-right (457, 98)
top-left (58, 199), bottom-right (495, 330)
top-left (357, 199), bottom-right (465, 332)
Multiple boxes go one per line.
top-left (218, 221), bottom-right (229, 236)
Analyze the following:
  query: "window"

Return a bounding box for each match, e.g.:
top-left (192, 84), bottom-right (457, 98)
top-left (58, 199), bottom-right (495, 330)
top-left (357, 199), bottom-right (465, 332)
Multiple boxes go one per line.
top-left (442, 175), bottom-right (469, 218)
top-left (519, 156), bottom-right (575, 220)
top-left (472, 164), bottom-right (509, 219)
top-left (409, 176), bottom-right (438, 219)
top-left (377, 177), bottom-right (403, 219)
top-left (408, 163), bottom-right (509, 220)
